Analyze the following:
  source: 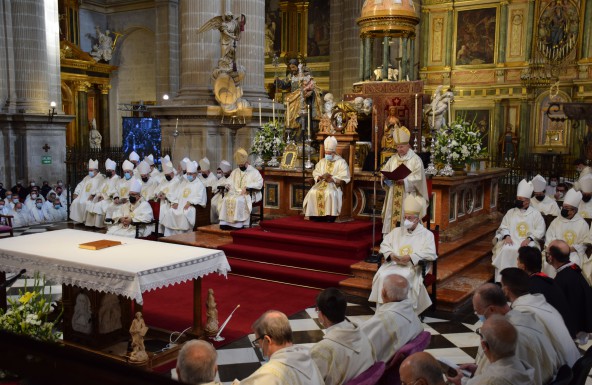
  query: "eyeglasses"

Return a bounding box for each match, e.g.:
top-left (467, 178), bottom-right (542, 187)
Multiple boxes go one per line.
top-left (475, 328), bottom-right (489, 346)
top-left (252, 334), bottom-right (267, 349)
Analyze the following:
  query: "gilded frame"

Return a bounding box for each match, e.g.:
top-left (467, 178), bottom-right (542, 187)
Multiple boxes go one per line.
top-left (280, 143), bottom-right (298, 170)
top-left (453, 6), bottom-right (499, 68)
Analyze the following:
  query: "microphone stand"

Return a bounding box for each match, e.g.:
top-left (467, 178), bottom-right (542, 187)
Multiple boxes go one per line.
top-left (366, 118), bottom-right (381, 264)
top-left (0, 269), bottom-right (27, 289)
top-left (211, 304), bottom-right (240, 342)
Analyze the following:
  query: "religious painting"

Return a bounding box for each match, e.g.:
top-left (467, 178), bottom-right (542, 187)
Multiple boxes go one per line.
top-left (265, 182), bottom-right (279, 208)
top-left (536, 0), bottom-right (579, 62)
top-left (290, 183), bottom-right (310, 210)
top-left (449, 192), bottom-right (457, 222)
top-left (455, 109), bottom-right (491, 155)
top-left (122, 117), bottom-right (162, 162)
top-left (264, 0), bottom-right (281, 57)
top-left (454, 7), bottom-right (497, 66)
top-left (307, 0), bottom-right (330, 57)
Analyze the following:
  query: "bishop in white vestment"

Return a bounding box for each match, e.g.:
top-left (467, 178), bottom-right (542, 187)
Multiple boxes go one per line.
top-left (544, 189), bottom-right (590, 276)
top-left (492, 179), bottom-right (545, 282)
top-left (530, 174), bottom-right (560, 216)
top-left (218, 148), bottom-right (264, 229)
top-left (70, 159), bottom-right (105, 223)
top-left (155, 160), bottom-right (181, 233)
top-left (381, 126), bottom-right (428, 235)
top-left (369, 195), bottom-right (437, 314)
top-left (303, 136), bottom-right (351, 220)
top-left (86, 158), bottom-right (120, 228)
top-left (211, 160), bottom-right (232, 224)
top-left (198, 157), bottom-right (219, 188)
top-left (578, 174), bottom-right (592, 218)
top-left (107, 179), bottom-right (154, 238)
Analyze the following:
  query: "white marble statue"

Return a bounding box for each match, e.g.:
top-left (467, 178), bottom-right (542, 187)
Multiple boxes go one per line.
top-left (90, 26), bottom-right (113, 62)
top-left (89, 118), bottom-right (102, 150)
top-left (424, 85), bottom-right (454, 131)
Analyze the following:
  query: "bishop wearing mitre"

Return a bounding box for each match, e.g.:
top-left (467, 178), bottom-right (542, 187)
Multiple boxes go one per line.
top-left (302, 136), bottom-right (350, 222)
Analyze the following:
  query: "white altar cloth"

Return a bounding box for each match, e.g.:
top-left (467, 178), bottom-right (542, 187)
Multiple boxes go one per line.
top-left (0, 229), bottom-right (230, 305)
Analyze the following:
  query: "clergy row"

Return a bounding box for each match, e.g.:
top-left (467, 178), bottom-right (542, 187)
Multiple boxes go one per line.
top-left (68, 148), bottom-right (263, 236)
top-left (0, 188), bottom-right (67, 227)
top-left (492, 177), bottom-right (592, 285)
top-left (529, 173), bottom-right (592, 218)
top-left (177, 276), bottom-right (424, 385)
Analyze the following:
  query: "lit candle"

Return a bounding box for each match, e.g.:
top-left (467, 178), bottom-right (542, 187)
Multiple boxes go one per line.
top-left (272, 100), bottom-right (275, 121)
top-left (307, 105), bottom-right (311, 138)
top-left (285, 102), bottom-right (289, 127)
top-left (258, 99), bottom-right (262, 127)
top-left (175, 117), bottom-right (178, 130)
top-left (414, 94), bottom-right (418, 127)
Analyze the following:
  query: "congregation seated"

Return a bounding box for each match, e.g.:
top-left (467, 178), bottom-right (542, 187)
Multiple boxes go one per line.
top-left (302, 136), bottom-right (350, 222)
top-left (468, 283), bottom-right (560, 385)
top-left (500, 267), bottom-right (581, 367)
top-left (399, 352), bottom-right (447, 385)
top-left (106, 179), bottom-right (153, 238)
top-left (45, 198), bottom-right (67, 222)
top-left (546, 239), bottom-right (592, 344)
top-left (516, 246), bottom-right (577, 337)
top-left (29, 197), bottom-right (48, 224)
top-left (241, 310), bottom-right (324, 385)
top-left (369, 195), bottom-right (437, 315)
top-left (530, 174), bottom-right (560, 216)
top-left (11, 181), bottom-right (29, 201)
top-left (311, 288), bottom-right (375, 385)
top-left (155, 160), bottom-right (180, 233)
top-left (11, 202), bottom-right (31, 227)
top-left (138, 161), bottom-right (158, 202)
top-left (543, 189), bottom-right (589, 276)
top-left (491, 179), bottom-right (545, 282)
top-left (210, 160), bottom-right (232, 224)
top-left (447, 315), bottom-right (535, 385)
top-left (361, 274), bottom-right (423, 363)
top-left (159, 160), bottom-right (207, 236)
top-left (218, 148), bottom-right (263, 230)
top-left (70, 159), bottom-right (105, 224)
top-left (176, 339), bottom-right (222, 385)
top-left (24, 187), bottom-right (44, 213)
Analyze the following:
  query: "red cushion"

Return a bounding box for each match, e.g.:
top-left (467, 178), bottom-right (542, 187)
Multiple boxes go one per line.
top-left (0, 225), bottom-right (12, 232)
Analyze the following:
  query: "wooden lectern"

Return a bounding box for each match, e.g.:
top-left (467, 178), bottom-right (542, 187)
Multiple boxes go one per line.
top-left (317, 132), bottom-right (359, 222)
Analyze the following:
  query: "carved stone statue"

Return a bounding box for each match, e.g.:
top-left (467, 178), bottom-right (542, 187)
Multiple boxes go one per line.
top-left (72, 293), bottom-right (92, 334)
top-left (129, 311), bottom-right (149, 363)
top-left (89, 118), bottom-right (102, 150)
top-left (381, 106), bottom-right (401, 149)
top-left (424, 85), bottom-right (454, 131)
top-left (362, 98), bottom-right (373, 115)
top-left (323, 93), bottom-right (335, 118)
top-left (90, 26), bottom-right (113, 62)
top-left (204, 288), bottom-right (219, 337)
top-left (98, 293), bottom-right (121, 334)
top-left (345, 111), bottom-right (358, 134)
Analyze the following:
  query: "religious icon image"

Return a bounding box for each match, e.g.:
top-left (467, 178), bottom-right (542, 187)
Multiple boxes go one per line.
top-left (455, 8), bottom-right (497, 65)
top-left (537, 0), bottom-right (579, 62)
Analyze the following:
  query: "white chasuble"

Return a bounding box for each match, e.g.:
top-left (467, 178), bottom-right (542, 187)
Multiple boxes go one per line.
top-left (218, 166), bottom-right (263, 228)
top-left (69, 174), bottom-right (105, 223)
top-left (530, 195), bottom-right (560, 216)
top-left (544, 214), bottom-right (590, 277)
top-left (159, 177), bottom-right (207, 235)
top-left (107, 199), bottom-right (154, 238)
top-left (303, 156), bottom-right (350, 217)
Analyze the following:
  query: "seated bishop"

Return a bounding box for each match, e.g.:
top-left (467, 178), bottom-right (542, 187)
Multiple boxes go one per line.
top-left (530, 174), bottom-right (560, 216)
top-left (107, 179), bottom-right (154, 238)
top-left (302, 136), bottom-right (351, 222)
top-left (218, 148), bottom-right (263, 230)
top-left (70, 159), bottom-right (105, 224)
top-left (492, 179), bottom-right (545, 282)
top-left (369, 195), bottom-right (437, 315)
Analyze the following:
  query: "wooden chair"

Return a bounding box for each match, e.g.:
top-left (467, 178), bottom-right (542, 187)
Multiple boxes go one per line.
top-left (247, 186), bottom-right (264, 227)
top-left (193, 186), bottom-right (212, 230)
top-left (133, 200), bottom-right (160, 240)
top-left (0, 214), bottom-right (14, 238)
top-left (419, 224), bottom-right (439, 310)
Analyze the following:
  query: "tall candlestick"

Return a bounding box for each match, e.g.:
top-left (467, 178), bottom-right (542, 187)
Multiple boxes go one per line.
top-left (307, 105), bottom-right (311, 138)
top-left (175, 117), bottom-right (179, 130)
top-left (258, 99), bottom-right (262, 127)
top-left (447, 98), bottom-right (451, 126)
top-left (272, 100), bottom-right (275, 121)
top-left (414, 94), bottom-right (418, 127)
top-left (286, 102), bottom-right (289, 127)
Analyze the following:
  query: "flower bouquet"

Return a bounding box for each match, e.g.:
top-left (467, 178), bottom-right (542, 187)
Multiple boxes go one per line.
top-left (251, 120), bottom-right (285, 166)
top-left (432, 115), bottom-right (486, 171)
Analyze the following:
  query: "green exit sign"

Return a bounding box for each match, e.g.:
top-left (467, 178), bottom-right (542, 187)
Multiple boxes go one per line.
top-left (41, 156), bottom-right (52, 165)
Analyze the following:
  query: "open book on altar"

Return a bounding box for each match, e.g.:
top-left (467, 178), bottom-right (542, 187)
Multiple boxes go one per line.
top-left (381, 164), bottom-right (411, 181)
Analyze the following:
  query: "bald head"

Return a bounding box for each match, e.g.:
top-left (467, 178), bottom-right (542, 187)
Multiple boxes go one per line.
top-left (252, 310), bottom-right (293, 345)
top-left (472, 283), bottom-right (509, 318)
top-left (481, 314), bottom-right (517, 361)
top-left (176, 340), bottom-right (218, 384)
top-left (382, 274), bottom-right (410, 303)
top-left (548, 239), bottom-right (571, 265)
top-left (400, 352), bottom-right (445, 385)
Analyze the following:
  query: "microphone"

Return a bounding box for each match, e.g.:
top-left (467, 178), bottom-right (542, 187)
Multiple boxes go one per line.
top-left (1, 269), bottom-right (26, 289)
top-left (211, 304), bottom-right (240, 342)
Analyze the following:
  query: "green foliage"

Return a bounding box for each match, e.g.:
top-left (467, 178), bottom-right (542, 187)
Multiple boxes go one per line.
top-left (251, 120), bottom-right (285, 158)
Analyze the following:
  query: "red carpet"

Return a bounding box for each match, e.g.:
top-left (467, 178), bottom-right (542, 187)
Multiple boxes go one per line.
top-left (141, 273), bottom-right (319, 348)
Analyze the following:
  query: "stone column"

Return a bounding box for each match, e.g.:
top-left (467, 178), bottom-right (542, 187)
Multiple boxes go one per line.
top-left (525, 0), bottom-right (535, 61)
top-left (10, 0), bottom-right (50, 113)
top-left (0, 0), bottom-right (10, 110)
top-left (582, 0), bottom-right (592, 58)
top-left (364, 36), bottom-right (372, 81)
top-left (498, 1), bottom-right (508, 63)
top-left (155, 0), bottom-right (180, 100)
top-left (75, 81), bottom-right (91, 149)
top-left (519, 98), bottom-right (530, 156)
top-left (98, 85), bottom-right (111, 147)
top-left (44, 0), bottom-right (62, 108)
top-left (358, 40), bottom-right (364, 81)
top-left (382, 37), bottom-right (389, 80)
top-left (402, 35), bottom-right (408, 81)
top-left (342, 0), bottom-right (364, 93)
top-left (330, 0), bottom-right (344, 93)
top-left (232, 0), bottom-right (268, 101)
top-left (420, 9), bottom-right (429, 70)
top-left (445, 6), bottom-right (453, 67)
top-left (176, 0), bottom-right (218, 104)
top-left (410, 36), bottom-right (415, 80)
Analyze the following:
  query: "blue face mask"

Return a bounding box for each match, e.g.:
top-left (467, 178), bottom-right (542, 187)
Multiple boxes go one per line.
top-left (89, 171), bottom-right (95, 177)
top-left (187, 175), bottom-right (195, 182)
top-left (325, 154), bottom-right (334, 161)
top-left (476, 314), bottom-right (486, 323)
top-left (124, 172), bottom-right (132, 180)
top-left (54, 204), bottom-right (61, 209)
top-left (12, 198), bottom-right (19, 204)
top-left (35, 203), bottom-right (42, 209)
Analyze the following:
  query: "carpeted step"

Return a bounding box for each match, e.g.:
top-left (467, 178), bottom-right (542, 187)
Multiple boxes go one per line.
top-left (435, 258), bottom-right (494, 312)
top-left (220, 243), bottom-right (354, 274)
top-left (227, 257), bottom-right (347, 289)
top-left (340, 277), bottom-right (373, 299)
top-left (260, 216), bottom-right (382, 241)
top-left (436, 238), bottom-right (492, 282)
top-left (230, 227), bottom-right (373, 260)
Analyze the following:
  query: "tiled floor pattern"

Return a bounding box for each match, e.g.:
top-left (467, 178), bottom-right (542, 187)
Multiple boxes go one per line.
top-left (4, 222), bottom-right (592, 384)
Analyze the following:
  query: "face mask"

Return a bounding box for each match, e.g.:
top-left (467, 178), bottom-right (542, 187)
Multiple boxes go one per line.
top-left (187, 175), bottom-right (195, 182)
top-left (89, 171), bottom-right (95, 177)
top-left (561, 208), bottom-right (570, 218)
top-left (106, 171), bottom-right (113, 178)
top-left (35, 203), bottom-right (42, 209)
top-left (0, 205), bottom-right (4, 211)
top-left (557, 192), bottom-right (564, 199)
top-left (216, 172), bottom-right (223, 179)
top-left (30, 182), bottom-right (35, 187)
top-left (239, 166), bottom-right (247, 172)
top-left (5, 196), bottom-right (11, 201)
top-left (476, 314), bottom-right (486, 323)
top-left (325, 154), bottom-right (334, 161)
top-left (141, 177), bottom-right (149, 183)
top-left (165, 174), bottom-right (173, 182)
top-left (403, 219), bottom-right (415, 229)
top-left (535, 195), bottom-right (545, 201)
top-left (583, 195), bottom-right (592, 203)
top-left (550, 181), bottom-right (557, 187)
top-left (202, 173), bottom-right (208, 178)
top-left (124, 172), bottom-right (132, 180)
top-left (12, 198), bottom-right (19, 204)
top-left (514, 199), bottom-right (524, 209)
top-left (15, 208), bottom-right (21, 213)
top-left (31, 194), bottom-right (37, 199)
top-left (129, 196), bottom-right (137, 204)
top-left (58, 182), bottom-right (63, 187)
top-left (54, 204), bottom-right (61, 209)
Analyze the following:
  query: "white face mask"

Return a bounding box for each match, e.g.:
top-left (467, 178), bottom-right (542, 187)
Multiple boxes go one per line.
top-left (404, 219), bottom-right (415, 228)
top-left (216, 172), bottom-right (223, 179)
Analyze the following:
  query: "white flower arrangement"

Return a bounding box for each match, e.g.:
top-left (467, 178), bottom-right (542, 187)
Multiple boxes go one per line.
top-left (0, 274), bottom-right (62, 342)
top-left (251, 120), bottom-right (285, 159)
top-left (432, 115), bottom-right (485, 166)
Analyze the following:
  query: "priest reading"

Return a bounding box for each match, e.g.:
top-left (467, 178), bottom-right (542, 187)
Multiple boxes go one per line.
top-left (369, 195), bottom-right (437, 315)
top-left (302, 136), bottom-right (350, 222)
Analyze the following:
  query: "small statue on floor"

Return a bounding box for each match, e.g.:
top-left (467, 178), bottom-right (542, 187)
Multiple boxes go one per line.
top-left (205, 288), bottom-right (219, 337)
top-left (129, 311), bottom-right (149, 363)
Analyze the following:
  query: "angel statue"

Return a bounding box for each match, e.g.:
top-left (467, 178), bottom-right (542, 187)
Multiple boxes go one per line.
top-left (424, 85), bottom-right (453, 132)
top-left (198, 13), bottom-right (246, 67)
top-left (90, 26), bottom-right (113, 62)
